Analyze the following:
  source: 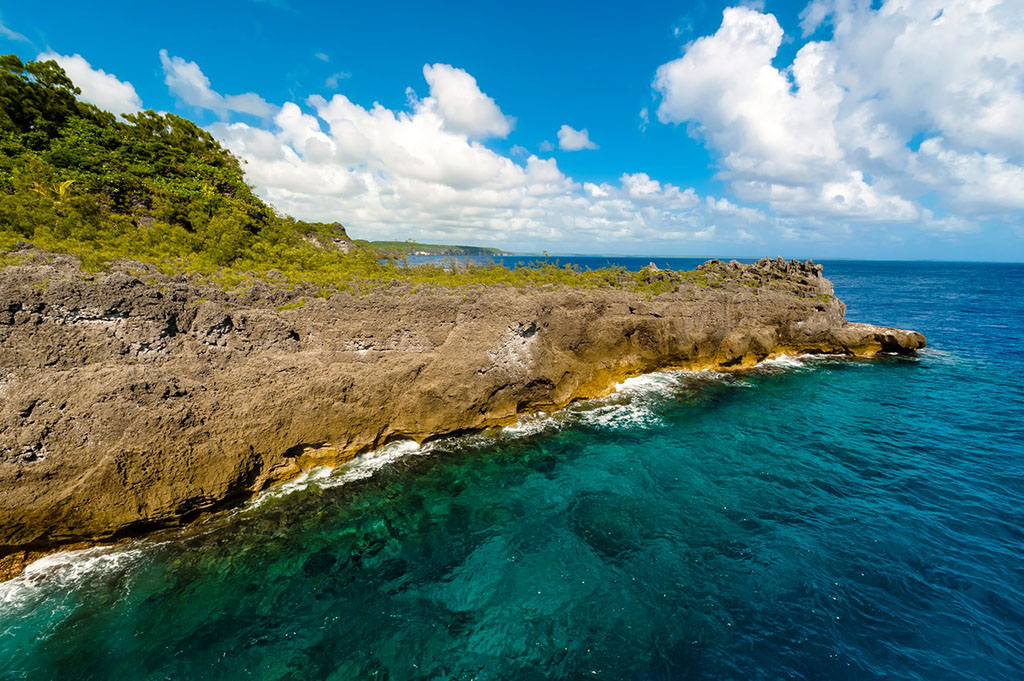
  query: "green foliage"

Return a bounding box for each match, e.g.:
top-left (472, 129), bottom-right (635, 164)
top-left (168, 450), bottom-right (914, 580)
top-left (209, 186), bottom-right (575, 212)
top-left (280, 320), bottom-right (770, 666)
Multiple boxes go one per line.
top-left (0, 54), bottom-right (682, 294)
top-left (0, 54), bottom-right (349, 269)
top-left (276, 299), bottom-right (307, 312)
top-left (0, 54), bottom-right (88, 139)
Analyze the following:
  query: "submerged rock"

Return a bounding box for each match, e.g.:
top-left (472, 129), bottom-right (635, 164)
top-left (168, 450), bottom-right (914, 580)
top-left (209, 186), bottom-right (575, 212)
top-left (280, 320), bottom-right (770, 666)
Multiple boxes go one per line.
top-left (0, 255), bottom-right (924, 577)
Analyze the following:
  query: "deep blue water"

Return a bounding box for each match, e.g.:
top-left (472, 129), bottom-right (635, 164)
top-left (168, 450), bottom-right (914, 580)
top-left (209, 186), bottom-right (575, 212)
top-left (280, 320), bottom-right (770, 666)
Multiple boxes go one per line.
top-left (2, 260), bottom-right (1023, 680)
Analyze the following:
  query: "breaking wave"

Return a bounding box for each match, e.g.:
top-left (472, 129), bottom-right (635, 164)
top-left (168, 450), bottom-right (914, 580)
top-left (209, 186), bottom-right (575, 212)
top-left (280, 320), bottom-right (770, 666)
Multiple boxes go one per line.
top-left (0, 545), bottom-right (150, 611)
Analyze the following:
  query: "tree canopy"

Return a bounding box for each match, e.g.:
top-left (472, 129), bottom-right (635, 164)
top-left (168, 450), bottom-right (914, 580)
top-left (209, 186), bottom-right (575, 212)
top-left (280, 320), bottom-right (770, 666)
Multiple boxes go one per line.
top-left (0, 54), bottom-right (350, 269)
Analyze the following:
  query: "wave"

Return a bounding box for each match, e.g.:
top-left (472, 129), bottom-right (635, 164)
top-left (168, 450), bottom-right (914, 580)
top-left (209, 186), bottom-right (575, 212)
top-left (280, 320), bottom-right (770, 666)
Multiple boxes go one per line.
top-left (503, 368), bottom-right (731, 435)
top-left (251, 369), bottom-right (731, 505)
top-left (576, 371), bottom-right (690, 430)
top-left (757, 354), bottom-right (810, 369)
top-left (249, 439), bottom-right (427, 506)
top-left (0, 544), bottom-right (150, 610)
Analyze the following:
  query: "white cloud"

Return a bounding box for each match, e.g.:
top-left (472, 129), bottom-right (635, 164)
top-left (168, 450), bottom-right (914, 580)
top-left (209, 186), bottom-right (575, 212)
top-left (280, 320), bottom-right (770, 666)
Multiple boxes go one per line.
top-left (314, 52), bottom-right (329, 62)
top-left (38, 51), bottom-right (142, 115)
top-left (0, 17), bottom-right (29, 43)
top-left (914, 138), bottom-right (1024, 213)
top-left (420, 63), bottom-right (513, 139)
top-left (206, 62), bottom-right (763, 249)
top-left (672, 17), bottom-right (694, 39)
top-left (538, 140), bottom-right (554, 153)
top-left (653, 1), bottom-right (1024, 224)
top-left (325, 71), bottom-right (351, 89)
top-left (159, 49), bottom-right (276, 118)
top-left (557, 124), bottom-right (598, 151)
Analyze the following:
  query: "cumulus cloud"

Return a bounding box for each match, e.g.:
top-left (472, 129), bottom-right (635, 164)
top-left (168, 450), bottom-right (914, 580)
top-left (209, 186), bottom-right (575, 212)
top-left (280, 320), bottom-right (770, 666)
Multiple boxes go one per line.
top-left (420, 63), bottom-right (513, 139)
top-left (159, 49), bottom-right (276, 118)
top-left (206, 63), bottom-right (762, 249)
top-left (557, 124), bottom-right (598, 151)
top-left (653, 1), bottom-right (1024, 225)
top-left (38, 51), bottom-right (142, 115)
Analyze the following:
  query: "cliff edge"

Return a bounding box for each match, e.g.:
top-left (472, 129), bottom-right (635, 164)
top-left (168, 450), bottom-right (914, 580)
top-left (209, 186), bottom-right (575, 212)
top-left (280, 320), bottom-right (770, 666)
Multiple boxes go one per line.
top-left (0, 255), bottom-right (924, 577)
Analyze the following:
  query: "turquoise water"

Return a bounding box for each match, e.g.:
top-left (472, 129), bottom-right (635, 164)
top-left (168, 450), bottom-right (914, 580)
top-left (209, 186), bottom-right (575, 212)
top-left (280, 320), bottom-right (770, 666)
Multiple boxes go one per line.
top-left (2, 261), bottom-right (1023, 680)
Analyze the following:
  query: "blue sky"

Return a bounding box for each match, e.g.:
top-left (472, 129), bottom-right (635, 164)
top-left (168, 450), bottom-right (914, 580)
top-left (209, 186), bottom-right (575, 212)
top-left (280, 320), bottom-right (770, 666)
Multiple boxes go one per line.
top-left (1, 0), bottom-right (1022, 260)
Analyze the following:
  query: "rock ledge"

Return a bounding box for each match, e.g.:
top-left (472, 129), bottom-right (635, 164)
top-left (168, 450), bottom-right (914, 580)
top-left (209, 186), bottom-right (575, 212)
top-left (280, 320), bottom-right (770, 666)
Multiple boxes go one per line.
top-left (0, 255), bottom-right (924, 578)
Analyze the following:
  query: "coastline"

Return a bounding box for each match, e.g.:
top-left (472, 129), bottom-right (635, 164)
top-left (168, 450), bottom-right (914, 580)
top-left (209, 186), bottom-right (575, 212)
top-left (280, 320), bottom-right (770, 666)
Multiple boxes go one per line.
top-left (0, 254), bottom-right (924, 580)
top-left (0, 351), bottom-right (915, 587)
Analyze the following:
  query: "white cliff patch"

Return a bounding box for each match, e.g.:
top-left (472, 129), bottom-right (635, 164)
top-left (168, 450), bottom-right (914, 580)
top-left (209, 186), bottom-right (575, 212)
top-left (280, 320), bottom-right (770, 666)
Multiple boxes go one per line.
top-left (487, 321), bottom-right (539, 375)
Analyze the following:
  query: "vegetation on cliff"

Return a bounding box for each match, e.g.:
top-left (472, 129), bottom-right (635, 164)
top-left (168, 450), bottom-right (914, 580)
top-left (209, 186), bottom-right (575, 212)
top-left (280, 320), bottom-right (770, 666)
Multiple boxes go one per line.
top-left (0, 55), bottom-right (350, 269)
top-left (369, 241), bottom-right (511, 257)
top-left (0, 54), bottom-right (684, 293)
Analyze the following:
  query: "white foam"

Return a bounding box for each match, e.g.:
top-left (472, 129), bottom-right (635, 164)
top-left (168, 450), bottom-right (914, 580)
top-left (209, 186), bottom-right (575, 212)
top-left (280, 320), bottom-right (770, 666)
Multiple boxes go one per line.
top-left (498, 373), bottom-right (681, 436)
top-left (758, 354), bottom-right (808, 369)
top-left (616, 371), bottom-right (681, 394)
top-left (247, 465), bottom-right (336, 508)
top-left (322, 439), bottom-right (424, 487)
top-left (616, 368), bottom-right (726, 393)
top-left (577, 400), bottom-right (662, 429)
top-left (755, 353), bottom-right (851, 372)
top-left (502, 411), bottom-right (560, 438)
top-left (0, 544), bottom-right (148, 609)
top-left (569, 369), bottom-right (721, 431)
top-left (248, 439), bottom-right (426, 507)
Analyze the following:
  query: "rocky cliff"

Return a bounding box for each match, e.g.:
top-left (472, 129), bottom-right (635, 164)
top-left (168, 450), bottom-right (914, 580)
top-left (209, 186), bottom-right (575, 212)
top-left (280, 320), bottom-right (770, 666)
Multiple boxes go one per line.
top-left (0, 254), bottom-right (924, 578)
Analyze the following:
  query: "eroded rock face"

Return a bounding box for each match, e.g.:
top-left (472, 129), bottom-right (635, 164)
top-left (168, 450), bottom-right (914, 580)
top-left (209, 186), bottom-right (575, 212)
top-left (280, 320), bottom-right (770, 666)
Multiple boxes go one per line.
top-left (0, 254), bottom-right (924, 576)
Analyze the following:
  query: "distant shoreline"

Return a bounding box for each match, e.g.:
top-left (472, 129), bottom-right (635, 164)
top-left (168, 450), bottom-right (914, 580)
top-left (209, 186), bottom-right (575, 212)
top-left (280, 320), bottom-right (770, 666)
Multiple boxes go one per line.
top-left (367, 240), bottom-right (515, 257)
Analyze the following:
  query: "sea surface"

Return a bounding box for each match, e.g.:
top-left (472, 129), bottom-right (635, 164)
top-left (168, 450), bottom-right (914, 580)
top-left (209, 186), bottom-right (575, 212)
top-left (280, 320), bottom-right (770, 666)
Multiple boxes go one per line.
top-left (2, 260), bottom-right (1023, 680)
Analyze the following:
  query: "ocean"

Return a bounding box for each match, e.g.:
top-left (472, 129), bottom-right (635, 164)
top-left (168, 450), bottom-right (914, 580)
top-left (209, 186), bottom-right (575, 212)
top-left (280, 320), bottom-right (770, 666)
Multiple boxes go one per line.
top-left (2, 260), bottom-right (1022, 680)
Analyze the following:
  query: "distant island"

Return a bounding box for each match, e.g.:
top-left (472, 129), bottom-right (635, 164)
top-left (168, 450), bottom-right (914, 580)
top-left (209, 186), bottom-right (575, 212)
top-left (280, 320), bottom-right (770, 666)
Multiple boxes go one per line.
top-left (368, 241), bottom-right (513, 257)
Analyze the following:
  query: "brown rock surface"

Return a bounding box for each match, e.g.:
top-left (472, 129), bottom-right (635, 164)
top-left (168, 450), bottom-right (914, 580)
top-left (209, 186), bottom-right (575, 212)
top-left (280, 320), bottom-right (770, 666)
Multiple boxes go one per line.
top-left (0, 254), bottom-right (924, 577)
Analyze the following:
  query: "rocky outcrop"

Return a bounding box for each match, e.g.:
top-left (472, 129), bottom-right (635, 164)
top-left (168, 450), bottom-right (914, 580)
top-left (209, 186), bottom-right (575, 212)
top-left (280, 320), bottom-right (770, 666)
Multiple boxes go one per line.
top-left (0, 254), bottom-right (924, 578)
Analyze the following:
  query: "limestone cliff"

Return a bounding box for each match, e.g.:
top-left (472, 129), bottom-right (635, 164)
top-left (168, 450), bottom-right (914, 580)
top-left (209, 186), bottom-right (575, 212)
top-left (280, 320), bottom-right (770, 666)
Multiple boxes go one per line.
top-left (0, 255), bottom-right (924, 577)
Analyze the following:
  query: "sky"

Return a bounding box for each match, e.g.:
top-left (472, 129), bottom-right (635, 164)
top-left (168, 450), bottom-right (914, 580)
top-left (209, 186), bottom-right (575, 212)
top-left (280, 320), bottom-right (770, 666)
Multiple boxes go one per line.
top-left (1, 0), bottom-right (1022, 261)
